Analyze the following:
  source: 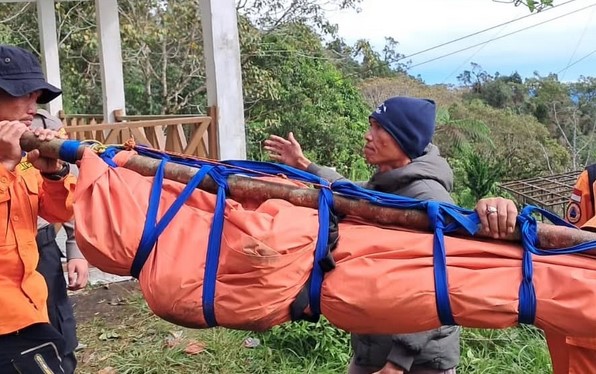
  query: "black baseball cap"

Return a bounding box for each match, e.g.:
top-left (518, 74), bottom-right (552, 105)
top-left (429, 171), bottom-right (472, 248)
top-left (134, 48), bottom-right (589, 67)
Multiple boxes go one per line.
top-left (0, 45), bottom-right (62, 104)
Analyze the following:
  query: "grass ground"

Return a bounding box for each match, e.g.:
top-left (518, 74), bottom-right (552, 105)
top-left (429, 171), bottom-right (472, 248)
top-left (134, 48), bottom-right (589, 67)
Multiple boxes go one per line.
top-left (73, 281), bottom-right (551, 374)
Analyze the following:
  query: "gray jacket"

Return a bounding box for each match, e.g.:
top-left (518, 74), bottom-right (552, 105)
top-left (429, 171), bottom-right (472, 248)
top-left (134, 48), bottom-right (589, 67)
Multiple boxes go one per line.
top-left (307, 144), bottom-right (460, 371)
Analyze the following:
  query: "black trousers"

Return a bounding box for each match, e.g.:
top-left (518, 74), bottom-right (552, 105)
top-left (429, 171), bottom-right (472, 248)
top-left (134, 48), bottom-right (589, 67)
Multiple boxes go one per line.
top-left (0, 323), bottom-right (66, 373)
top-left (36, 225), bottom-right (79, 374)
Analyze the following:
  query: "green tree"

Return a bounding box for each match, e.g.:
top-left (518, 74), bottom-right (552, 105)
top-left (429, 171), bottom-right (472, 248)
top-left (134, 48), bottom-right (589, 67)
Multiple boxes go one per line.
top-left (449, 100), bottom-right (570, 180)
top-left (461, 150), bottom-right (505, 201)
top-left (243, 22), bottom-right (371, 177)
top-left (434, 106), bottom-right (492, 158)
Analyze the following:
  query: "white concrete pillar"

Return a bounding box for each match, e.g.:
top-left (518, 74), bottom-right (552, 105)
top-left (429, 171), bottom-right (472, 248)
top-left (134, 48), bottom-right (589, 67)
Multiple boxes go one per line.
top-left (199, 0), bottom-right (246, 160)
top-left (95, 0), bottom-right (125, 122)
top-left (37, 0), bottom-right (62, 116)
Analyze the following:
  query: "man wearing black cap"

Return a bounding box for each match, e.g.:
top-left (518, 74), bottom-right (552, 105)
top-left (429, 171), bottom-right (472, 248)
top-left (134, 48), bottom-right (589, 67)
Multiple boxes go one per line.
top-left (0, 44), bottom-right (76, 373)
top-left (265, 96), bottom-right (459, 374)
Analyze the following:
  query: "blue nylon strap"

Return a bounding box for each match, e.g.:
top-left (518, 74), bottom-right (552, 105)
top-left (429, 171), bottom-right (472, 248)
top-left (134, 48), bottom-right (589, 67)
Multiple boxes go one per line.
top-left (58, 140), bottom-right (81, 164)
top-left (308, 187), bottom-right (334, 318)
top-left (515, 205), bottom-right (594, 325)
top-left (99, 146), bottom-right (120, 168)
top-left (516, 207), bottom-right (539, 324)
top-left (131, 158), bottom-right (167, 278)
top-left (427, 202), bottom-right (456, 326)
top-left (202, 167), bottom-right (228, 327)
top-left (519, 206), bottom-right (594, 255)
top-left (130, 159), bottom-right (213, 279)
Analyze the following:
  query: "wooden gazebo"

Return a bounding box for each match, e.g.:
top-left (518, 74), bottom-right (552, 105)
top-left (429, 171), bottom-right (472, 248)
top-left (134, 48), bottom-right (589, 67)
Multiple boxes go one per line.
top-left (0, 0), bottom-right (246, 160)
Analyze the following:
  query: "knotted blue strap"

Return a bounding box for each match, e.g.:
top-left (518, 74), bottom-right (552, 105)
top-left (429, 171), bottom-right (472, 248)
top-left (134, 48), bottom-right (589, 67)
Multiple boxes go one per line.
top-left (58, 140), bottom-right (81, 164)
top-left (514, 205), bottom-right (594, 325)
top-left (202, 167), bottom-right (228, 327)
top-left (427, 202), bottom-right (456, 325)
top-left (98, 146), bottom-right (120, 168)
top-left (308, 186), bottom-right (334, 318)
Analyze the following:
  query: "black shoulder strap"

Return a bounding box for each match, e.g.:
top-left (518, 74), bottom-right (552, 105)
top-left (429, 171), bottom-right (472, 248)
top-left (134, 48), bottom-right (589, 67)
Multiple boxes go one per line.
top-left (41, 115), bottom-right (48, 129)
top-left (585, 164), bottom-right (596, 207)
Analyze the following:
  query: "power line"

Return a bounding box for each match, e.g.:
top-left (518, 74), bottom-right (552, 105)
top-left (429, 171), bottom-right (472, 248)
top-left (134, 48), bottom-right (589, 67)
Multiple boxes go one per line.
top-left (399, 0), bottom-right (577, 61)
top-left (557, 48), bottom-right (596, 74)
top-left (559, 5), bottom-right (595, 79)
top-left (408, 2), bottom-right (596, 69)
top-left (441, 23), bottom-right (511, 84)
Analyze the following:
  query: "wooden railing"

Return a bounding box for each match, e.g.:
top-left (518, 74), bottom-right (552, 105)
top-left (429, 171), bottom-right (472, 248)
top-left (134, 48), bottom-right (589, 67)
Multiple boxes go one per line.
top-left (60, 109), bottom-right (218, 159)
top-left (59, 112), bottom-right (104, 127)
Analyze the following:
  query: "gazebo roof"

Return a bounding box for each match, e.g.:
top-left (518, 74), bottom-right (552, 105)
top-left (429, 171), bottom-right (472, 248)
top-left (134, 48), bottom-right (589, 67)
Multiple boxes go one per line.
top-left (0, 0), bottom-right (246, 160)
top-left (498, 170), bottom-right (581, 215)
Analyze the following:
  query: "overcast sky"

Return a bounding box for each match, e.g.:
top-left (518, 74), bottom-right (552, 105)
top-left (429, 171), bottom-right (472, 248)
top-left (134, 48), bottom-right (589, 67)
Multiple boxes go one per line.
top-left (326, 0), bottom-right (596, 85)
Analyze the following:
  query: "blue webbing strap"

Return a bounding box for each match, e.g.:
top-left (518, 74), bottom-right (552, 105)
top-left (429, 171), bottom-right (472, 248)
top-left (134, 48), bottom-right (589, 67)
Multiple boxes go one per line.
top-left (202, 167), bottom-right (228, 327)
top-left (99, 146), bottom-right (120, 168)
top-left (130, 158), bottom-right (166, 278)
top-left (517, 206), bottom-right (539, 324)
top-left (427, 202), bottom-right (456, 325)
top-left (130, 158), bottom-right (214, 278)
top-left (515, 205), bottom-right (589, 325)
top-left (308, 187), bottom-right (334, 318)
top-left (58, 140), bottom-right (81, 164)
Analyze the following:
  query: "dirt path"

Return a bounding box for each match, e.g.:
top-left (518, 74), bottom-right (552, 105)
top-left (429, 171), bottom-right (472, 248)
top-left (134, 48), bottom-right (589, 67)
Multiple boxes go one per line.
top-left (71, 280), bottom-right (140, 324)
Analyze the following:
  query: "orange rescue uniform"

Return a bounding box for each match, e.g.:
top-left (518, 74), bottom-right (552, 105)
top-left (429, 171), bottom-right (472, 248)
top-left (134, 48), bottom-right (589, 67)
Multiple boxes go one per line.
top-left (0, 159), bottom-right (75, 335)
top-left (548, 168), bottom-right (596, 374)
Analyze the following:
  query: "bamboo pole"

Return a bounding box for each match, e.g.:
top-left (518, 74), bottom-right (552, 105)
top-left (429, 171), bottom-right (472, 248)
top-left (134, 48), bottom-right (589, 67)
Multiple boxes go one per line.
top-left (19, 133), bottom-right (596, 254)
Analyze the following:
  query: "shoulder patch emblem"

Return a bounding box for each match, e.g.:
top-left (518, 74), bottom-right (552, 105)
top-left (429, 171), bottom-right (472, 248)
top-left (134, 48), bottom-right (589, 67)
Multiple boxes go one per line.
top-left (566, 202), bottom-right (581, 224)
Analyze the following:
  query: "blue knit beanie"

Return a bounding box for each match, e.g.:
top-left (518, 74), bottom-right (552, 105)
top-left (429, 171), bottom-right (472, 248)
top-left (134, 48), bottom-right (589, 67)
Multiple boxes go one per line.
top-left (369, 96), bottom-right (436, 159)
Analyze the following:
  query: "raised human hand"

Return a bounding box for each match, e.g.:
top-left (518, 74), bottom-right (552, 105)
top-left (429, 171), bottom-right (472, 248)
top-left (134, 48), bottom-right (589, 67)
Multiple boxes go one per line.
top-left (263, 132), bottom-right (312, 170)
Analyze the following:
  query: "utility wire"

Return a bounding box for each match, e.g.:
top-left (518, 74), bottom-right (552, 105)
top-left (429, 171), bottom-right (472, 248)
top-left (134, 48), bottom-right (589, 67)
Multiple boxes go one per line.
top-left (557, 48), bottom-right (596, 74)
top-left (408, 2), bottom-right (596, 69)
top-left (441, 23), bottom-right (511, 84)
top-left (559, 5), bottom-right (595, 79)
top-left (399, 0), bottom-right (578, 61)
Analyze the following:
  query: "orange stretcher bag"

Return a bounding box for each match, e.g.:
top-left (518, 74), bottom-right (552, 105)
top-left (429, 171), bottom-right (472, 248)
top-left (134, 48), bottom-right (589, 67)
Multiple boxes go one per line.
top-left (73, 148), bottom-right (596, 340)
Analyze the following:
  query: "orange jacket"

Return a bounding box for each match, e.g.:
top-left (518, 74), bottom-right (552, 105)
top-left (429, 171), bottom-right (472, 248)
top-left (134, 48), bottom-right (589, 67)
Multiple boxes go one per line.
top-left (565, 169), bottom-right (593, 228)
top-left (551, 168), bottom-right (596, 373)
top-left (0, 159), bottom-right (75, 335)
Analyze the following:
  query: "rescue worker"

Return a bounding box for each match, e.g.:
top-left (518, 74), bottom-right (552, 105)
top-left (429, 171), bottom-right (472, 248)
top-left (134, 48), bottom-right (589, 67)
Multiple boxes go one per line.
top-left (32, 109), bottom-right (89, 374)
top-left (265, 96), bottom-right (460, 374)
top-left (549, 166), bottom-right (596, 374)
top-left (0, 44), bottom-right (76, 373)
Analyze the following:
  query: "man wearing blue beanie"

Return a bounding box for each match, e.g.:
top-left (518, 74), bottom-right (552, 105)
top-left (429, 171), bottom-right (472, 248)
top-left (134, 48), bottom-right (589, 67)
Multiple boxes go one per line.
top-left (265, 96), bottom-right (459, 374)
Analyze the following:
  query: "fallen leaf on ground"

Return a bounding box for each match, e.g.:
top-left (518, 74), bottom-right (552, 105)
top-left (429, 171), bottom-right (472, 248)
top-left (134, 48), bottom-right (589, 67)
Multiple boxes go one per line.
top-left (184, 340), bottom-right (206, 355)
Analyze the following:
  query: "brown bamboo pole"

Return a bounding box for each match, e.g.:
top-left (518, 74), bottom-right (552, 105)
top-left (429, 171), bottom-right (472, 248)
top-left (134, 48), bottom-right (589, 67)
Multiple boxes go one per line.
top-left (19, 133), bottom-right (596, 254)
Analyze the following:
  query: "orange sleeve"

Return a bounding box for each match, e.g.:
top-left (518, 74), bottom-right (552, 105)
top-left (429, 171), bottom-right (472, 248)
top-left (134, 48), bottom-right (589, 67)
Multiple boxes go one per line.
top-left (0, 164), bottom-right (17, 204)
top-left (565, 170), bottom-right (594, 227)
top-left (37, 171), bottom-right (76, 223)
